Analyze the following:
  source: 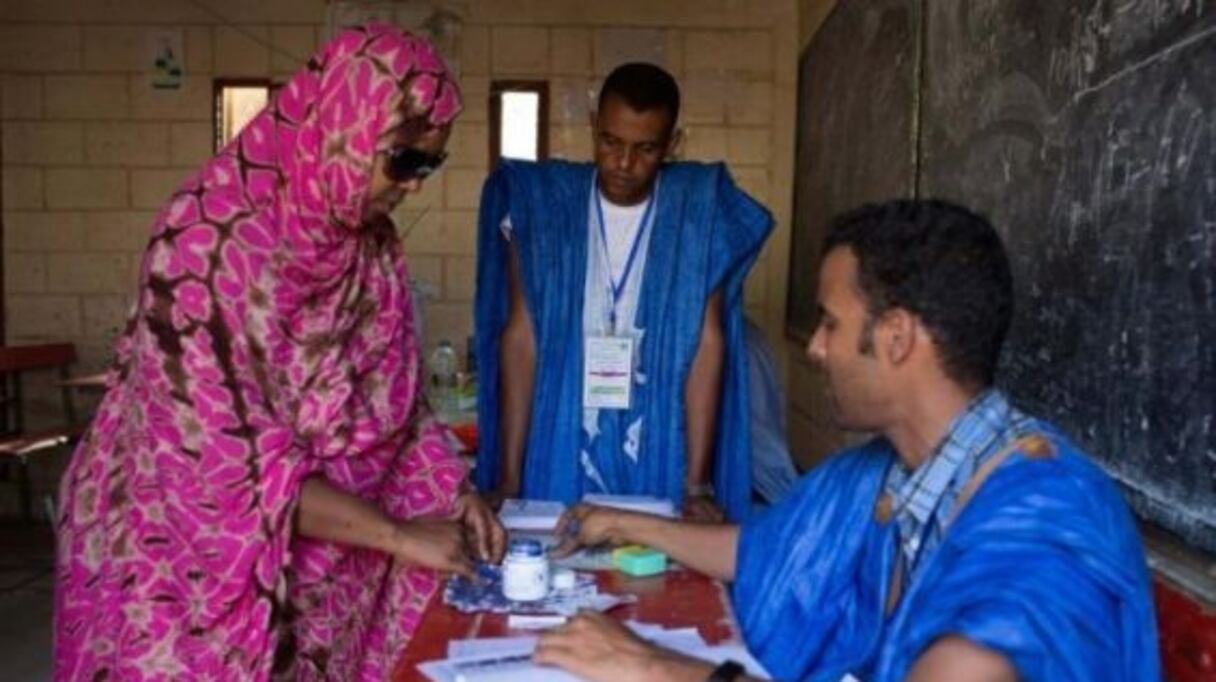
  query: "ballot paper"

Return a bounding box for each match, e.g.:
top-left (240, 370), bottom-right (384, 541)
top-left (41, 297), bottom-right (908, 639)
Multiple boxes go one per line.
top-left (447, 636), bottom-right (537, 660)
top-left (498, 495), bottom-right (673, 534)
top-left (498, 499), bottom-right (566, 531)
top-left (443, 564), bottom-right (635, 616)
top-left (581, 493), bottom-right (676, 518)
top-left (417, 622), bottom-right (771, 682)
top-left (506, 614), bottom-right (568, 630)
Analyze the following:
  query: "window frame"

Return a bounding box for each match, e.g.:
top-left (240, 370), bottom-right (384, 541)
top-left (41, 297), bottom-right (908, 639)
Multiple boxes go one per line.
top-left (489, 80), bottom-right (550, 167)
top-left (212, 77), bottom-right (279, 152)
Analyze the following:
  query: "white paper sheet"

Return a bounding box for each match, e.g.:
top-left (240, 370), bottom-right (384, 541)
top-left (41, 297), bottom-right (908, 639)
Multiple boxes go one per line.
top-left (420, 621), bottom-right (769, 682)
top-left (581, 493), bottom-right (675, 518)
top-left (498, 499), bottom-right (566, 531)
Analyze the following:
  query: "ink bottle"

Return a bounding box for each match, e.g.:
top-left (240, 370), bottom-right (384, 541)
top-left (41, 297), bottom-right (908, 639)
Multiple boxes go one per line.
top-left (502, 538), bottom-right (549, 601)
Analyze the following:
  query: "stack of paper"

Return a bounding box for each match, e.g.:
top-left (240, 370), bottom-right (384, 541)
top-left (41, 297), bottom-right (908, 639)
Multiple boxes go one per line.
top-left (581, 493), bottom-right (676, 518)
top-left (498, 499), bottom-right (566, 532)
top-left (498, 495), bottom-right (674, 534)
top-left (417, 622), bottom-right (770, 682)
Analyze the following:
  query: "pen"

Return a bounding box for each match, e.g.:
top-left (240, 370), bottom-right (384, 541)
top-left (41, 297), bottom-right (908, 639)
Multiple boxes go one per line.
top-left (453, 655), bottom-right (535, 682)
top-left (452, 652), bottom-right (534, 672)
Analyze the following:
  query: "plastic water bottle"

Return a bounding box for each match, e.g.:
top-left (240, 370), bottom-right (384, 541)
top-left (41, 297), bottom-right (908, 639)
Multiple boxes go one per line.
top-left (428, 339), bottom-right (459, 418)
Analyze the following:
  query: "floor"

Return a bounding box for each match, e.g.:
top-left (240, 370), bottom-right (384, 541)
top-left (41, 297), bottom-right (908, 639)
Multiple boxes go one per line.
top-left (0, 519), bottom-right (55, 681)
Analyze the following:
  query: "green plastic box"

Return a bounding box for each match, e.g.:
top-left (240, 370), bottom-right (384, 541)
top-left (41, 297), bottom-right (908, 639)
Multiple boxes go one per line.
top-left (612, 545), bottom-right (667, 577)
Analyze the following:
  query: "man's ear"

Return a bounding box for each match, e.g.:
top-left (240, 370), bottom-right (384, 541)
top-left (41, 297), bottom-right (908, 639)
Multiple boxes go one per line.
top-left (879, 308), bottom-right (918, 365)
top-left (666, 127), bottom-right (684, 160)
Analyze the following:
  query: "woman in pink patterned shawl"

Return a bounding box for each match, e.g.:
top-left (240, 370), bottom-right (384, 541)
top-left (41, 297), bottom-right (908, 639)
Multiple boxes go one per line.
top-left (53, 25), bottom-right (504, 681)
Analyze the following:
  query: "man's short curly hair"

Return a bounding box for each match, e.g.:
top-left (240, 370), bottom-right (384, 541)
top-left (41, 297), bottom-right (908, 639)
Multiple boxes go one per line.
top-left (823, 199), bottom-right (1014, 387)
top-left (598, 62), bottom-right (680, 135)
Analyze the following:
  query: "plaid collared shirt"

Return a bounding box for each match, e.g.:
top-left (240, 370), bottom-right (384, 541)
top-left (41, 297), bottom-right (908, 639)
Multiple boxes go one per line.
top-left (883, 389), bottom-right (1036, 581)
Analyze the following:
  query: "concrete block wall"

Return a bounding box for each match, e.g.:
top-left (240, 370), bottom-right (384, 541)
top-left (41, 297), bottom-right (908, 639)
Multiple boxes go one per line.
top-left (2, 0), bottom-right (799, 383)
top-left (1, 1), bottom-right (331, 377)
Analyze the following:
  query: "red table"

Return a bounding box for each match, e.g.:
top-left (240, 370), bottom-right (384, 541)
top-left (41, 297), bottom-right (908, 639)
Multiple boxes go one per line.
top-left (391, 568), bottom-right (739, 681)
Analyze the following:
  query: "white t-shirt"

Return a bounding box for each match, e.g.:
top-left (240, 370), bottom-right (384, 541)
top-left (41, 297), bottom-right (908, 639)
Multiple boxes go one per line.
top-left (593, 195), bottom-right (649, 286)
top-left (499, 188), bottom-right (655, 337)
top-left (499, 191), bottom-right (649, 286)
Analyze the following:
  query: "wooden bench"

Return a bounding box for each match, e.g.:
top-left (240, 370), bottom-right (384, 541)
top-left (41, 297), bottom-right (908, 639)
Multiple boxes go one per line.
top-left (0, 343), bottom-right (89, 521)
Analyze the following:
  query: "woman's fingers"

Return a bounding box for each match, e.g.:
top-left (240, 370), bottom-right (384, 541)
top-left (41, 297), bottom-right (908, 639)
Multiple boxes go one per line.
top-left (488, 511), bottom-right (507, 562)
top-left (469, 505), bottom-right (491, 561)
top-left (461, 494), bottom-right (507, 562)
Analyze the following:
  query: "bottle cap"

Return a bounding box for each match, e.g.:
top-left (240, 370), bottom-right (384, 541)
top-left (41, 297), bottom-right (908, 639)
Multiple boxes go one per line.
top-left (507, 538), bottom-right (544, 558)
top-left (551, 568), bottom-right (576, 590)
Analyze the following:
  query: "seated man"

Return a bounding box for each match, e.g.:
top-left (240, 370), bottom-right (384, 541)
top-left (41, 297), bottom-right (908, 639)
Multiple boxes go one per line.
top-left (533, 199), bottom-right (1160, 681)
top-left (474, 63), bottom-right (773, 520)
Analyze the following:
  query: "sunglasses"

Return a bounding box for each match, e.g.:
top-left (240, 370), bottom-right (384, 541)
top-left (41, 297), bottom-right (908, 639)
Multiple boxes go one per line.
top-left (384, 146), bottom-right (447, 183)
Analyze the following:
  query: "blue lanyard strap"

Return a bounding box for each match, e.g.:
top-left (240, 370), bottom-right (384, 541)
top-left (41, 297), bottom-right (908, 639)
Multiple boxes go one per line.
top-left (594, 179), bottom-right (657, 332)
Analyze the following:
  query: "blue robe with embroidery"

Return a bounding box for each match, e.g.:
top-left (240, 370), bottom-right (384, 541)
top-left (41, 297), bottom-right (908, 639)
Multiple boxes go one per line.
top-left (473, 160), bottom-right (772, 520)
top-left (731, 425), bottom-right (1160, 681)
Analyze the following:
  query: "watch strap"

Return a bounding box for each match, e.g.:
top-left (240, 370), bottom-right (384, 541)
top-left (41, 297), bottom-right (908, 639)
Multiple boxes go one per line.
top-left (706, 659), bottom-right (745, 682)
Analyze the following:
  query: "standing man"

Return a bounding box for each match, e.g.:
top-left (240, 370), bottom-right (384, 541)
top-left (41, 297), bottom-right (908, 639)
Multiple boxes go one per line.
top-left (533, 200), bottom-right (1159, 682)
top-left (474, 63), bottom-right (773, 521)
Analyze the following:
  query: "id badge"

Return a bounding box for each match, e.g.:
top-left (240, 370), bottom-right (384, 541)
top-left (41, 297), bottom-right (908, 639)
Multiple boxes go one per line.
top-left (583, 336), bottom-right (634, 410)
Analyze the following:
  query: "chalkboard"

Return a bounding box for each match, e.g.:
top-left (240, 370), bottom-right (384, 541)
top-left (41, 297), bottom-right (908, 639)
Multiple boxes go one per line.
top-left (785, 0), bottom-right (919, 342)
top-left (920, 1), bottom-right (1216, 552)
top-left (789, 0), bottom-right (1216, 550)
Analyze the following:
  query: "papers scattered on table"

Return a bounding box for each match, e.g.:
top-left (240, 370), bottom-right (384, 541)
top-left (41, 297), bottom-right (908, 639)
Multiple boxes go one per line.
top-left (582, 493), bottom-right (675, 518)
top-left (417, 621), bottom-right (770, 682)
top-left (498, 494), bottom-right (674, 534)
top-left (552, 543), bottom-right (616, 571)
top-left (443, 564), bottom-right (635, 616)
top-left (447, 635), bottom-right (537, 659)
top-left (506, 614), bottom-right (567, 630)
top-left (499, 499), bottom-right (566, 532)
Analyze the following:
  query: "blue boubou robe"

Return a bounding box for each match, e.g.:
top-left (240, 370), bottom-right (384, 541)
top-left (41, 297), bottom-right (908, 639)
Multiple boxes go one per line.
top-left (473, 160), bottom-right (772, 520)
top-left (731, 425), bottom-right (1161, 681)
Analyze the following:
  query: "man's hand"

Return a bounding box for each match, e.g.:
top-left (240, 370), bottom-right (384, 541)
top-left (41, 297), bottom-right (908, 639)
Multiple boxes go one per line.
top-left (454, 491), bottom-right (507, 564)
top-left (389, 518), bottom-right (476, 578)
top-left (534, 611), bottom-right (715, 682)
top-left (549, 503), bottom-right (638, 558)
top-left (681, 494), bottom-right (725, 523)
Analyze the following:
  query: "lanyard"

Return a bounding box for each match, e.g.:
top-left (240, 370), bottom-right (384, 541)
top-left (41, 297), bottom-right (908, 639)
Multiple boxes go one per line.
top-left (593, 178), bottom-right (657, 332)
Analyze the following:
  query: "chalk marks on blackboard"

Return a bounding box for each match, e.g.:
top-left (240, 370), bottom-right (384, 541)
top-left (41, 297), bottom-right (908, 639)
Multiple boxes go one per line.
top-left (1047, 3), bottom-right (1105, 95)
top-left (1072, 22), bottom-right (1216, 103)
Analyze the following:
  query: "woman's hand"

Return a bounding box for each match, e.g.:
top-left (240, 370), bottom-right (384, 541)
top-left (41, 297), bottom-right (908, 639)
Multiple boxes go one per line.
top-left (454, 491), bottom-right (507, 564)
top-left (390, 518), bottom-right (476, 578)
top-left (480, 485), bottom-right (515, 512)
top-left (534, 611), bottom-right (714, 682)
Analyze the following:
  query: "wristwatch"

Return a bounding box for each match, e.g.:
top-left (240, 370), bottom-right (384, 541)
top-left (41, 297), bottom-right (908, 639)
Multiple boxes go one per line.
top-left (706, 659), bottom-right (744, 682)
top-left (685, 481), bottom-right (715, 498)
